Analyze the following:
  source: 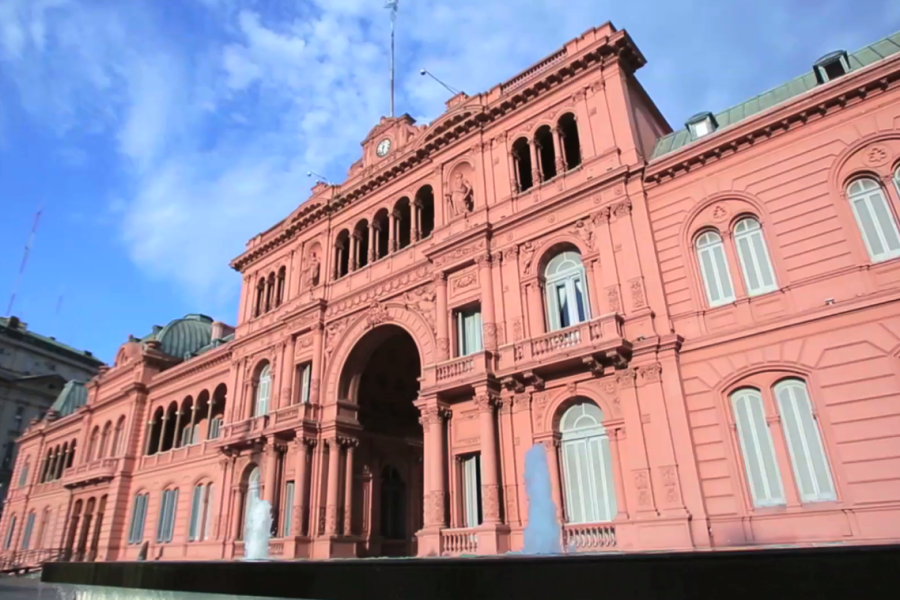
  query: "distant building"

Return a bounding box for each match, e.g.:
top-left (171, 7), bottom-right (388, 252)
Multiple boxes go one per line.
top-left (0, 316), bottom-right (103, 513)
top-left (2, 22), bottom-right (900, 565)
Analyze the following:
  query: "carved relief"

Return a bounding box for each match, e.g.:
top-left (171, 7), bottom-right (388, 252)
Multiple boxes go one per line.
top-left (436, 338), bottom-right (450, 362)
top-left (434, 239), bottom-right (487, 268)
top-left (325, 265), bottom-right (430, 318)
top-left (864, 145), bottom-right (890, 167)
top-left (711, 204), bottom-right (728, 222)
top-left (660, 465), bottom-right (680, 505)
top-left (616, 368), bottom-right (637, 390)
top-left (325, 505), bottom-right (338, 534)
top-left (364, 301), bottom-right (391, 329)
top-left (607, 286), bottom-right (622, 313)
top-left (512, 318), bottom-right (523, 342)
top-left (473, 393), bottom-right (500, 413)
top-left (639, 363), bottom-right (662, 384)
top-left (503, 246), bottom-right (519, 261)
top-left (402, 284), bottom-right (436, 334)
top-left (453, 273), bottom-right (478, 291)
top-left (482, 484), bottom-right (502, 520)
top-left (305, 246), bottom-right (322, 288)
top-left (612, 199), bottom-right (632, 219)
top-left (512, 393), bottom-right (531, 413)
top-left (630, 278), bottom-right (646, 309)
top-left (483, 322), bottom-right (498, 350)
top-left (569, 218), bottom-right (595, 250)
top-left (424, 491), bottom-right (445, 526)
top-left (520, 242), bottom-right (536, 276)
top-left (634, 470), bottom-right (651, 507)
top-left (533, 392), bottom-right (551, 430)
top-left (325, 318), bottom-right (350, 357)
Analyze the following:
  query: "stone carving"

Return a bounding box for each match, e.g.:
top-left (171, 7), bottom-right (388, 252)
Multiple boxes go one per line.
top-left (512, 318), bottom-right (523, 342)
top-left (418, 405), bottom-right (447, 431)
top-left (639, 363), bottom-right (662, 383)
top-left (297, 336), bottom-right (314, 350)
top-left (496, 323), bottom-right (506, 346)
top-left (569, 218), bottom-right (595, 250)
top-left (446, 173), bottom-right (475, 217)
top-left (533, 392), bottom-right (551, 430)
top-left (661, 466), bottom-right (679, 505)
top-left (512, 393), bottom-right (531, 413)
top-left (616, 368), bottom-right (637, 390)
top-left (474, 393), bottom-right (500, 413)
top-left (566, 382), bottom-right (577, 396)
top-left (308, 379), bottom-right (320, 403)
top-left (325, 265), bottom-right (429, 318)
top-left (612, 199), bottom-right (632, 219)
top-left (503, 246), bottom-right (519, 261)
top-left (434, 239), bottom-right (487, 268)
top-left (425, 491), bottom-right (445, 526)
top-left (325, 318), bottom-right (350, 357)
top-left (482, 483), bottom-right (502, 521)
top-left (607, 286), bottom-right (622, 313)
top-left (483, 322), bottom-right (498, 350)
top-left (436, 338), bottom-right (450, 361)
top-left (306, 251), bottom-right (321, 287)
top-left (864, 145), bottom-right (890, 167)
top-left (711, 205), bottom-right (728, 222)
top-left (593, 207), bottom-right (610, 225)
top-left (520, 241), bottom-right (536, 275)
top-left (364, 302), bottom-right (391, 329)
top-left (630, 278), bottom-right (646, 309)
top-left (402, 284), bottom-right (436, 334)
top-left (454, 273), bottom-right (478, 291)
top-left (325, 505), bottom-right (338, 534)
top-left (634, 470), bottom-right (651, 507)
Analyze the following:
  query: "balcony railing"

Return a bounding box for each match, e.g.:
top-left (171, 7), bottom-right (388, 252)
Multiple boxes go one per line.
top-left (505, 313), bottom-right (625, 368)
top-left (531, 326), bottom-right (583, 357)
top-left (63, 458), bottom-right (118, 486)
top-left (440, 528), bottom-right (478, 556)
top-left (428, 351), bottom-right (493, 390)
top-left (562, 523), bottom-right (616, 551)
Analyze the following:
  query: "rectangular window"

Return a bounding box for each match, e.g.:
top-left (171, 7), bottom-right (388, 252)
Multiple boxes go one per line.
top-left (208, 417), bottom-right (222, 440)
top-left (455, 306), bottom-right (483, 357)
top-left (4, 516), bottom-right (16, 550)
top-left (156, 489), bottom-right (179, 543)
top-left (461, 454), bottom-right (482, 528)
top-left (181, 426), bottom-right (194, 447)
top-left (731, 390), bottom-right (785, 508)
top-left (299, 363), bottom-right (312, 404)
top-left (21, 513), bottom-right (35, 550)
top-left (202, 484), bottom-right (214, 541)
top-left (189, 485), bottom-right (203, 541)
top-left (128, 494), bottom-right (148, 544)
top-left (282, 481), bottom-right (295, 537)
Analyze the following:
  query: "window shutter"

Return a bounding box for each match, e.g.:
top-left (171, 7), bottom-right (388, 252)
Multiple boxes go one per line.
top-left (463, 456), bottom-right (481, 528)
top-left (456, 311), bottom-right (464, 357)
top-left (731, 390), bottom-right (784, 507)
top-left (189, 486), bottom-right (203, 541)
top-left (21, 513), bottom-right (35, 550)
top-left (282, 482), bottom-right (295, 537)
top-left (775, 381), bottom-right (836, 503)
top-left (168, 489), bottom-right (179, 542)
top-left (301, 364), bottom-right (311, 404)
top-left (848, 179), bottom-right (900, 262)
top-left (473, 310), bottom-right (483, 354)
top-left (156, 492), bottom-right (168, 542)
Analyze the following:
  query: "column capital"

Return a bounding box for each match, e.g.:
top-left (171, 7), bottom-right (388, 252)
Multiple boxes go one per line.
top-left (432, 271), bottom-right (447, 285)
top-left (339, 436), bottom-right (359, 449)
top-left (475, 252), bottom-right (493, 267)
top-left (474, 392), bottom-right (501, 413)
top-left (615, 368), bottom-right (637, 390)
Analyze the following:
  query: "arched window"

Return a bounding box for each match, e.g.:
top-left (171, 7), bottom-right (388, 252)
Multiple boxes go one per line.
top-left (773, 379), bottom-right (835, 503)
top-left (156, 488), bottom-right (179, 544)
top-left (535, 125), bottom-right (556, 182)
top-left (189, 482), bottom-right (215, 542)
top-left (334, 230), bottom-right (350, 279)
top-left (243, 466), bottom-right (261, 540)
top-left (373, 209), bottom-right (390, 259)
top-left (18, 458), bottom-right (29, 488)
top-left (394, 197), bottom-right (412, 250)
top-left (846, 178), bottom-right (900, 262)
top-left (66, 439), bottom-right (76, 468)
top-left (127, 493), bottom-right (149, 544)
top-left (99, 421), bottom-right (112, 458)
top-left (559, 400), bottom-right (617, 524)
top-left (4, 515), bottom-right (16, 550)
top-left (88, 427), bottom-right (100, 462)
top-left (111, 416), bottom-right (126, 457)
top-left (544, 250), bottom-right (590, 331)
top-left (254, 279), bottom-right (265, 317)
top-left (254, 363), bottom-right (271, 417)
top-left (416, 185), bottom-right (435, 239)
top-left (512, 137), bottom-right (533, 192)
top-left (730, 388), bottom-right (784, 508)
top-left (21, 511), bottom-right (36, 550)
top-left (265, 272), bottom-right (275, 312)
top-left (558, 113), bottom-right (582, 170)
top-left (696, 230), bottom-right (735, 307)
top-left (354, 219), bottom-right (370, 270)
top-left (734, 218), bottom-right (777, 296)
top-left (276, 266), bottom-right (286, 307)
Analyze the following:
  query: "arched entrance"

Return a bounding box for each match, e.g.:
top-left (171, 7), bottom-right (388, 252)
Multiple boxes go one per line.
top-left (338, 324), bottom-right (423, 557)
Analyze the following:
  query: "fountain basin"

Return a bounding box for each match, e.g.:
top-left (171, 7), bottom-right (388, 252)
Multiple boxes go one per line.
top-left (42, 543), bottom-right (900, 600)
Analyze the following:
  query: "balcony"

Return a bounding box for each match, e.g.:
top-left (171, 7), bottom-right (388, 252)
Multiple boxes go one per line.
top-left (218, 403), bottom-right (321, 448)
top-left (562, 523), bottom-right (616, 551)
top-left (440, 528), bottom-right (478, 556)
top-left (426, 351), bottom-right (495, 393)
top-left (63, 458), bottom-right (118, 488)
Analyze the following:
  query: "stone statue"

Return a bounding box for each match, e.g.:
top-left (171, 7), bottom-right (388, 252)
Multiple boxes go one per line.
top-left (307, 252), bottom-right (321, 287)
top-left (446, 173), bottom-right (474, 217)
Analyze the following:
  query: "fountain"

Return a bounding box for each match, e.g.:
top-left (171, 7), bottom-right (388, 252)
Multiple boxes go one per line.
top-left (243, 499), bottom-right (273, 561)
top-left (521, 443), bottom-right (563, 555)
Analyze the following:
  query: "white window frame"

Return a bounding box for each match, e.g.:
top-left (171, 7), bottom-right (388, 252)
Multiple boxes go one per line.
top-left (544, 251), bottom-right (591, 331)
top-left (455, 306), bottom-right (483, 357)
top-left (4, 515), bottom-right (16, 550)
top-left (244, 467), bottom-right (261, 540)
top-left (20, 512), bottom-right (35, 550)
top-left (181, 425), bottom-right (194, 447)
top-left (774, 379), bottom-right (836, 503)
top-left (208, 416), bottom-right (222, 440)
top-left (847, 178), bottom-right (900, 263)
top-left (202, 483), bottom-right (214, 541)
top-left (299, 363), bottom-right (312, 404)
top-left (696, 230), bottom-right (736, 307)
top-left (282, 481), bottom-right (295, 537)
top-left (559, 402), bottom-right (617, 524)
top-left (733, 217), bottom-right (778, 296)
top-left (255, 364), bottom-right (271, 416)
top-left (461, 454), bottom-right (482, 528)
top-left (730, 388), bottom-right (785, 508)
top-left (128, 494), bottom-right (148, 544)
top-left (156, 488), bottom-right (179, 543)
top-left (188, 485), bottom-right (203, 541)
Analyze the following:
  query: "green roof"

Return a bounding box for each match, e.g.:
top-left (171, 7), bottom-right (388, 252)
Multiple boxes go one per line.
top-left (49, 380), bottom-right (88, 418)
top-left (650, 30), bottom-right (900, 160)
top-left (0, 316), bottom-right (103, 368)
top-left (148, 314), bottom-right (215, 359)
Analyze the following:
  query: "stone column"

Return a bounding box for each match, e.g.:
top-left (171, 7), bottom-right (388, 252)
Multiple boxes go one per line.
top-left (525, 281), bottom-right (544, 338)
top-left (310, 323), bottom-right (324, 403)
top-left (333, 243), bottom-right (342, 280)
top-left (595, 208), bottom-right (622, 314)
top-left (552, 126), bottom-right (566, 173)
top-left (324, 439), bottom-right (341, 535)
top-left (528, 139), bottom-right (540, 185)
top-left (350, 233), bottom-right (359, 271)
top-left (434, 272), bottom-right (450, 361)
top-left (206, 397), bottom-right (215, 440)
top-left (368, 222), bottom-right (378, 262)
top-left (156, 415), bottom-right (168, 454)
top-left (543, 439), bottom-right (564, 522)
top-left (280, 336), bottom-right (295, 408)
top-left (608, 428), bottom-right (629, 520)
top-left (617, 368), bottom-right (657, 516)
top-left (509, 148), bottom-right (521, 194)
top-left (412, 199), bottom-right (421, 242)
top-left (264, 443), bottom-right (280, 505)
top-left (418, 402), bottom-right (448, 528)
top-left (343, 439), bottom-right (357, 536)
top-left (172, 410), bottom-right (184, 449)
top-left (388, 211), bottom-right (397, 252)
top-left (475, 392), bottom-right (502, 524)
top-left (293, 438), bottom-right (311, 536)
top-left (476, 254), bottom-right (498, 351)
top-left (231, 489), bottom-right (243, 541)
top-left (587, 258), bottom-right (603, 318)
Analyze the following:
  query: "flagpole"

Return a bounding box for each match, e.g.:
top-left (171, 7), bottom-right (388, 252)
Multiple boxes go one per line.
top-left (386, 0), bottom-right (398, 117)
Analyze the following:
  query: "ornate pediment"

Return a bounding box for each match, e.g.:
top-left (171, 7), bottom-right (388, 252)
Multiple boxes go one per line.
top-left (351, 114), bottom-right (426, 178)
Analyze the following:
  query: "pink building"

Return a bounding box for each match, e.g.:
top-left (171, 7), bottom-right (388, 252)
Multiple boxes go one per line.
top-left (3, 22), bottom-right (900, 565)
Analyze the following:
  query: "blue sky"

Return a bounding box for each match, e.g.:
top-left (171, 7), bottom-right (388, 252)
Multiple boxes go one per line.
top-left (1, 0), bottom-right (899, 364)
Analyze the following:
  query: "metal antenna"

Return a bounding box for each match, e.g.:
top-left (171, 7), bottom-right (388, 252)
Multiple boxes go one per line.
top-left (7, 205), bottom-right (42, 317)
top-left (385, 0), bottom-right (399, 117)
top-left (420, 68), bottom-right (460, 95)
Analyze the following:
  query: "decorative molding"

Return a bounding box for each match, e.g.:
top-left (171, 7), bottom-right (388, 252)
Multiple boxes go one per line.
top-left (433, 238), bottom-right (487, 268)
top-left (325, 265), bottom-right (430, 318)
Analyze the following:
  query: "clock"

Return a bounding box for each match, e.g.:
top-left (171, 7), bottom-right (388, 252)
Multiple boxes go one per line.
top-left (376, 138), bottom-right (392, 157)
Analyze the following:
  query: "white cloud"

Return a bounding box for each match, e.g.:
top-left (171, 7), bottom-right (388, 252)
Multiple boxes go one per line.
top-left (0, 0), bottom-right (897, 312)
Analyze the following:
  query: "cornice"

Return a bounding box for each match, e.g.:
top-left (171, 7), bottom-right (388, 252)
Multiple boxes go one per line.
top-left (645, 53), bottom-right (900, 186)
top-left (229, 29), bottom-right (643, 273)
top-left (147, 346), bottom-right (233, 391)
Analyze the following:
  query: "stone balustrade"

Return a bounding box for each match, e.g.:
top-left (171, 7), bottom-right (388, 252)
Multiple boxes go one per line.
top-left (562, 523), bottom-right (616, 551)
top-left (440, 528), bottom-right (479, 556)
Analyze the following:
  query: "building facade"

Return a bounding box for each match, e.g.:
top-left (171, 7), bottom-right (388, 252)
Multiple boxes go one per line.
top-left (3, 22), bottom-right (900, 564)
top-left (0, 316), bottom-right (102, 515)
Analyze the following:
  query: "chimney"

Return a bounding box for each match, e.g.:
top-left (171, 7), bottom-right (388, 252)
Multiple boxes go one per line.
top-left (211, 321), bottom-right (226, 340)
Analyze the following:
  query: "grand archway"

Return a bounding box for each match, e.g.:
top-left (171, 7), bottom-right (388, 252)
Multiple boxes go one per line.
top-left (338, 324), bottom-right (424, 557)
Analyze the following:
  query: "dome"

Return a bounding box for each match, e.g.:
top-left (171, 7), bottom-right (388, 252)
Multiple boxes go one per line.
top-left (152, 314), bottom-right (214, 359)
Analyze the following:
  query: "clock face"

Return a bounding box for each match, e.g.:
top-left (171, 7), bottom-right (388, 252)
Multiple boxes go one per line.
top-left (376, 138), bottom-right (391, 157)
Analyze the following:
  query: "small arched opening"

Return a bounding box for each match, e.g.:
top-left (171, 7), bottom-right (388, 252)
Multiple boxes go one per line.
top-left (512, 137), bottom-right (533, 192)
top-left (394, 197), bottom-right (412, 250)
top-left (415, 185), bottom-right (435, 239)
top-left (373, 208), bottom-right (390, 260)
top-left (535, 125), bottom-right (557, 182)
top-left (558, 113), bottom-right (581, 170)
top-left (354, 219), bottom-right (370, 270)
top-left (334, 229), bottom-right (351, 279)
